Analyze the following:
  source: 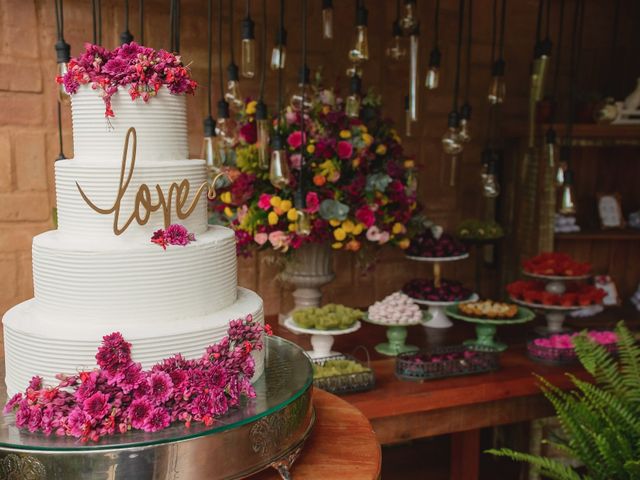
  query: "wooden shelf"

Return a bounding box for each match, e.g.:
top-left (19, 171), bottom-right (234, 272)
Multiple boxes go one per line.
top-left (555, 229), bottom-right (640, 241)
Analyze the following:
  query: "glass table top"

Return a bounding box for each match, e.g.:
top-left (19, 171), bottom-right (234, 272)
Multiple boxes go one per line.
top-left (0, 335), bottom-right (313, 451)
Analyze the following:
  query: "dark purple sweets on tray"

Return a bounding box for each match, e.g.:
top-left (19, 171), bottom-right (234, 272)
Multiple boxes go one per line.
top-left (396, 346), bottom-right (500, 380)
top-left (407, 231), bottom-right (467, 258)
top-left (402, 278), bottom-right (472, 302)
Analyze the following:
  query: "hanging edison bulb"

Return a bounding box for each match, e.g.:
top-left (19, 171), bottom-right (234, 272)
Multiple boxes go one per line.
top-left (289, 67), bottom-right (312, 112)
top-left (545, 128), bottom-right (558, 168)
top-left (400, 0), bottom-right (418, 34)
top-left (458, 102), bottom-right (472, 143)
top-left (488, 59), bottom-right (506, 105)
top-left (55, 40), bottom-right (71, 105)
top-left (531, 39), bottom-right (552, 103)
top-left (322, 0), bottom-right (334, 40)
top-left (481, 160), bottom-right (501, 198)
top-left (256, 101), bottom-right (270, 170)
top-left (425, 48), bottom-right (441, 90)
top-left (216, 99), bottom-right (237, 149)
top-left (201, 115), bottom-right (223, 173)
top-left (294, 189), bottom-right (312, 235)
top-left (404, 95), bottom-right (413, 137)
top-left (558, 170), bottom-right (577, 215)
top-left (241, 14), bottom-right (256, 79)
top-left (269, 134), bottom-right (290, 189)
top-left (271, 27), bottom-right (287, 70)
top-left (348, 6), bottom-right (369, 64)
top-left (224, 63), bottom-right (243, 110)
top-left (386, 21), bottom-right (407, 60)
top-left (408, 26), bottom-right (419, 121)
top-left (442, 111), bottom-right (463, 155)
top-left (345, 75), bottom-right (362, 119)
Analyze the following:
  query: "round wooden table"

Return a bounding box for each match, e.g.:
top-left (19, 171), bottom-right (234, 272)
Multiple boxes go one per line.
top-left (251, 388), bottom-right (381, 480)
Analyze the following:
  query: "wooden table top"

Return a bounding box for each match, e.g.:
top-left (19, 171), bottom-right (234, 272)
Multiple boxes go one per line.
top-left (251, 389), bottom-right (381, 480)
top-left (270, 310), bottom-right (634, 443)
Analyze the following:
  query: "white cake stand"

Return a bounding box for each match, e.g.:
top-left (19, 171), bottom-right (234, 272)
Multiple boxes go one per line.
top-left (284, 317), bottom-right (361, 359)
top-left (411, 293), bottom-right (479, 328)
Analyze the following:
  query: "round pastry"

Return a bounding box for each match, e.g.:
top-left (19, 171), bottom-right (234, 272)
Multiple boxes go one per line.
top-left (458, 300), bottom-right (518, 319)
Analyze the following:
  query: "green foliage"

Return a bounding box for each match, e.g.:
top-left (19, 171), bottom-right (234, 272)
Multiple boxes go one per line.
top-left (487, 322), bottom-right (640, 480)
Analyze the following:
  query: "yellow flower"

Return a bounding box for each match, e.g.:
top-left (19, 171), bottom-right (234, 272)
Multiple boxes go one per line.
top-left (322, 105), bottom-right (331, 115)
top-left (352, 158), bottom-right (361, 168)
top-left (332, 242), bottom-right (343, 250)
top-left (375, 144), bottom-right (387, 155)
top-left (359, 125), bottom-right (368, 133)
top-left (404, 159), bottom-right (415, 169)
top-left (287, 208), bottom-right (298, 221)
top-left (392, 222), bottom-right (406, 235)
top-left (341, 220), bottom-right (355, 233)
top-left (268, 211), bottom-right (279, 225)
top-left (270, 196), bottom-right (282, 208)
top-left (398, 238), bottom-right (410, 250)
top-left (280, 200), bottom-right (292, 212)
top-left (329, 219), bottom-right (341, 227)
top-left (339, 130), bottom-right (352, 139)
top-left (306, 144), bottom-right (316, 154)
top-left (288, 223), bottom-right (297, 232)
top-left (245, 100), bottom-right (257, 115)
top-left (362, 133), bottom-right (373, 146)
top-left (333, 228), bottom-right (347, 241)
top-left (352, 223), bottom-right (364, 235)
top-left (224, 206), bottom-right (234, 217)
top-left (220, 191), bottom-right (232, 204)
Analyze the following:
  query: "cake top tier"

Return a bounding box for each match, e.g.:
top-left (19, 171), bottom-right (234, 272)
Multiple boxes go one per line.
top-left (60, 43), bottom-right (196, 164)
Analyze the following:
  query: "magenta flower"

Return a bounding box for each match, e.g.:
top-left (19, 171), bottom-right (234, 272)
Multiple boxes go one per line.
top-left (164, 224), bottom-right (194, 246)
top-left (257, 194), bottom-right (272, 210)
top-left (337, 141), bottom-right (353, 159)
top-left (290, 153), bottom-right (302, 170)
top-left (128, 398), bottom-right (153, 429)
top-left (147, 372), bottom-right (174, 404)
top-left (239, 121), bottom-right (257, 144)
top-left (96, 332), bottom-right (132, 376)
top-left (143, 407), bottom-right (171, 432)
top-left (356, 206), bottom-right (376, 228)
top-left (67, 407), bottom-right (91, 438)
top-left (305, 192), bottom-right (320, 214)
top-left (287, 131), bottom-right (306, 149)
top-left (83, 392), bottom-right (110, 420)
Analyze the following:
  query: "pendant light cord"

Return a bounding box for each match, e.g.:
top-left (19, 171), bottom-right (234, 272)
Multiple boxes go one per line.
top-left (218, 0), bottom-right (224, 98)
top-left (54, 0), bottom-right (64, 42)
top-left (124, 0), bottom-right (130, 34)
top-left (433, 0), bottom-right (440, 47)
top-left (544, 0), bottom-right (551, 40)
top-left (490, 0), bottom-right (497, 65)
top-left (565, 0), bottom-right (585, 163)
top-left (550, 0), bottom-right (565, 125)
top-left (452, 0), bottom-right (465, 112)
top-left (246, 0), bottom-right (250, 16)
top-left (463, 0), bottom-right (472, 104)
top-left (229, 0), bottom-right (235, 64)
top-left (604, 0), bottom-right (620, 94)
top-left (170, 0), bottom-right (181, 53)
top-left (259, 0), bottom-right (266, 102)
top-left (534, 0), bottom-right (544, 50)
top-left (276, 0), bottom-right (284, 132)
top-left (207, 0), bottom-right (213, 116)
top-left (139, 0), bottom-right (144, 44)
top-left (92, 0), bottom-right (102, 45)
top-left (299, 0), bottom-right (308, 206)
top-left (498, 0), bottom-right (506, 61)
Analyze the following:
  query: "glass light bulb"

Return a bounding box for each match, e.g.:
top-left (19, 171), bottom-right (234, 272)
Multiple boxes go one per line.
top-left (400, 2), bottom-right (418, 34)
top-left (458, 118), bottom-right (471, 143)
top-left (201, 135), bottom-right (222, 172)
top-left (215, 117), bottom-right (237, 147)
top-left (488, 75), bottom-right (506, 104)
top-left (296, 210), bottom-right (312, 235)
top-left (555, 161), bottom-right (567, 187)
top-left (409, 34), bottom-right (419, 121)
top-left (442, 127), bottom-right (463, 155)
top-left (481, 173), bottom-right (501, 198)
top-left (546, 141), bottom-right (558, 169)
top-left (269, 149), bottom-right (290, 189)
top-left (225, 80), bottom-right (244, 110)
top-left (425, 66), bottom-right (440, 90)
top-left (386, 36), bottom-right (407, 60)
top-left (348, 25), bottom-right (369, 64)
top-left (558, 183), bottom-right (577, 214)
top-left (57, 63), bottom-right (70, 105)
top-left (289, 84), bottom-right (312, 112)
top-left (241, 38), bottom-right (256, 79)
top-left (405, 108), bottom-right (413, 137)
top-left (345, 93), bottom-right (361, 118)
top-left (256, 118), bottom-right (270, 170)
top-left (322, 7), bottom-right (333, 39)
top-left (270, 45), bottom-right (286, 70)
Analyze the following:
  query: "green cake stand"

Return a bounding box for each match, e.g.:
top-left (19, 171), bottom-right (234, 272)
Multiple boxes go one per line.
top-left (444, 305), bottom-right (536, 352)
top-left (362, 313), bottom-right (425, 356)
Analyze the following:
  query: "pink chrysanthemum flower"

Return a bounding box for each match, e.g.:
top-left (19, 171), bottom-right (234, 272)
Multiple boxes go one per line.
top-left (128, 398), bottom-right (153, 429)
top-left (147, 371), bottom-right (174, 405)
top-left (83, 392), bottom-right (110, 420)
top-left (143, 407), bottom-right (170, 432)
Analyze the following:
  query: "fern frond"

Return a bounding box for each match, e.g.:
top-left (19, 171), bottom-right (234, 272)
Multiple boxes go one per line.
top-left (573, 334), bottom-right (629, 400)
top-left (486, 449), bottom-right (583, 480)
top-left (616, 321), bottom-right (640, 405)
top-left (623, 459), bottom-right (640, 477)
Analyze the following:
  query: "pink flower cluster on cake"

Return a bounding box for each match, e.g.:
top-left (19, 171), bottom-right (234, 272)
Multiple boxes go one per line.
top-left (4, 315), bottom-right (268, 442)
top-left (57, 42), bottom-right (197, 117)
top-left (368, 292), bottom-right (422, 325)
top-left (151, 224), bottom-right (195, 249)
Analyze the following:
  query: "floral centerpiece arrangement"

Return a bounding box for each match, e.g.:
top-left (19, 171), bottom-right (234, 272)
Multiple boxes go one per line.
top-left (4, 315), bottom-right (268, 442)
top-left (58, 42), bottom-right (197, 117)
top-left (211, 82), bottom-right (421, 256)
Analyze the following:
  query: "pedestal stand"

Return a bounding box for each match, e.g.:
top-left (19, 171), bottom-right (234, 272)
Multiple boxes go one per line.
top-left (362, 314), bottom-right (424, 356)
top-left (283, 318), bottom-right (361, 359)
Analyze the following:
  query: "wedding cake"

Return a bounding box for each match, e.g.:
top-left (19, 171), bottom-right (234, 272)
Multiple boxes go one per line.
top-left (2, 53), bottom-right (264, 396)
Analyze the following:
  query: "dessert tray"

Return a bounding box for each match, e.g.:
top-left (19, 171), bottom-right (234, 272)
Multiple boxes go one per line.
top-left (411, 293), bottom-right (479, 329)
top-left (311, 353), bottom-right (375, 395)
top-left (284, 317), bottom-right (362, 359)
top-left (445, 305), bottom-right (536, 352)
top-left (362, 313), bottom-right (425, 356)
top-left (0, 336), bottom-right (314, 480)
top-left (405, 253), bottom-right (470, 262)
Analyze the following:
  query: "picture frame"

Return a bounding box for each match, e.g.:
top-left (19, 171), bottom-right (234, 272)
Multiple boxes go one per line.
top-left (597, 193), bottom-right (625, 229)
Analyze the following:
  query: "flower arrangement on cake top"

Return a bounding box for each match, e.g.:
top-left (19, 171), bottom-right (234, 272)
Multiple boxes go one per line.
top-left (4, 315), bottom-right (268, 442)
top-left (151, 224), bottom-right (196, 250)
top-left (210, 82), bottom-right (421, 256)
top-left (57, 42), bottom-right (197, 117)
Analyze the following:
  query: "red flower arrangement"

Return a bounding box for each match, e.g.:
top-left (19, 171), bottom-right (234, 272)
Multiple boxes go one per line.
top-left (151, 224), bottom-right (195, 250)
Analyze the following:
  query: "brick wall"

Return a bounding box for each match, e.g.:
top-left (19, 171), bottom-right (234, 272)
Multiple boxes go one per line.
top-left (1, 0), bottom-right (638, 317)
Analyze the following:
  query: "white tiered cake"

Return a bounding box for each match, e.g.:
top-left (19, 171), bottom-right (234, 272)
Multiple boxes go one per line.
top-left (2, 85), bottom-right (264, 396)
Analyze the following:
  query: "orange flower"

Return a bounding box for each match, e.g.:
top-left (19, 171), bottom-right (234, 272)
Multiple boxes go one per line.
top-left (313, 174), bottom-right (327, 186)
top-left (346, 239), bottom-right (361, 252)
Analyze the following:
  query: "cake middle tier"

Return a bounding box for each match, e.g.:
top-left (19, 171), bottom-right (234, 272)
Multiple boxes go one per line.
top-left (55, 159), bottom-right (209, 239)
top-left (32, 226), bottom-right (237, 323)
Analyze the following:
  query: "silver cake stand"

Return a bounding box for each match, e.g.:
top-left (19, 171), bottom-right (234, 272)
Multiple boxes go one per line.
top-left (0, 336), bottom-right (314, 480)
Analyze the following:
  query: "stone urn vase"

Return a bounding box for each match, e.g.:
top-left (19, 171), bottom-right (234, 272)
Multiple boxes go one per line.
top-left (280, 243), bottom-right (335, 322)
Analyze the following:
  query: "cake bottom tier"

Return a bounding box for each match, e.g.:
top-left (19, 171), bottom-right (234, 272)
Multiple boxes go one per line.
top-left (2, 288), bottom-right (264, 397)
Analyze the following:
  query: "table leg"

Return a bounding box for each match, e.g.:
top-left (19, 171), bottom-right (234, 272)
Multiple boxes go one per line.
top-left (450, 429), bottom-right (480, 480)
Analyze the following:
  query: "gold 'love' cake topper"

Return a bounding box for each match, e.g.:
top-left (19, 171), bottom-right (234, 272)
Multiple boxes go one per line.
top-left (76, 127), bottom-right (224, 235)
